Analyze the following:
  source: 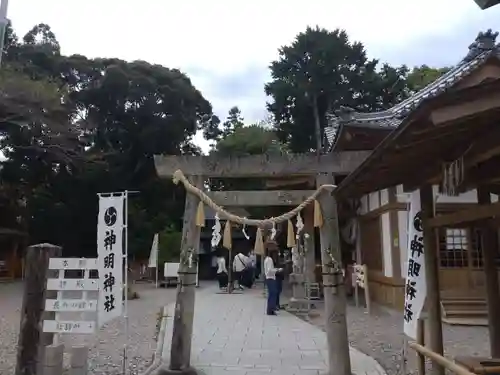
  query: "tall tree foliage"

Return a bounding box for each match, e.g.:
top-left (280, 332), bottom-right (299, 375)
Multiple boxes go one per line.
top-left (265, 26), bottom-right (412, 153)
top-left (0, 23), bottom-right (215, 258)
top-left (406, 65), bottom-right (451, 92)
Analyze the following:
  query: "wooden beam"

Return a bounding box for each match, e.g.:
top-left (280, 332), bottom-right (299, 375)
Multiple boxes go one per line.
top-left (428, 201), bottom-right (500, 228)
top-left (396, 123), bottom-right (472, 151)
top-left (430, 90), bottom-right (500, 125)
top-left (207, 190), bottom-right (315, 206)
top-left (462, 155), bottom-right (500, 188)
top-left (154, 151), bottom-right (369, 178)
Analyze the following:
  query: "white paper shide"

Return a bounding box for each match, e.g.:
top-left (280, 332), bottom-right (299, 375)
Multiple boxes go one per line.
top-left (403, 190), bottom-right (427, 339)
top-left (97, 195), bottom-right (125, 326)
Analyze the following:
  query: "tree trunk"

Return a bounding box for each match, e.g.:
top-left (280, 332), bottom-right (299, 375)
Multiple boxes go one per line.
top-left (312, 93), bottom-right (323, 154)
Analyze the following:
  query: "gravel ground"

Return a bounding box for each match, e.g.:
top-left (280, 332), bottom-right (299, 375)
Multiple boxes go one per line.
top-left (300, 299), bottom-right (489, 375)
top-left (0, 281), bottom-right (177, 375)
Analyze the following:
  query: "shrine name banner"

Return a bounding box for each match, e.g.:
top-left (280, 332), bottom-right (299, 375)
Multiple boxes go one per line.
top-left (97, 194), bottom-right (125, 327)
top-left (403, 190), bottom-right (427, 340)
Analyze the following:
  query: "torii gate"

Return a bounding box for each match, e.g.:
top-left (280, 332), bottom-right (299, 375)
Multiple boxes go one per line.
top-left (154, 151), bottom-right (369, 375)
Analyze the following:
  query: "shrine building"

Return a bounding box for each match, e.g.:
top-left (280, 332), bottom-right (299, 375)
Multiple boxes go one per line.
top-left (326, 29), bottom-right (500, 325)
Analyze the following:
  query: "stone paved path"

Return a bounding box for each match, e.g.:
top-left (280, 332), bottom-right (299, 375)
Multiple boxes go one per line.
top-left (160, 284), bottom-right (386, 375)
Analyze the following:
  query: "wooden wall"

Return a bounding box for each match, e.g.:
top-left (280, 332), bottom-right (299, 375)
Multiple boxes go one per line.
top-left (367, 270), bottom-right (405, 309)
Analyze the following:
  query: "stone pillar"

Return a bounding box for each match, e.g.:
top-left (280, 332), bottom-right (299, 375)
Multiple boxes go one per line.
top-left (70, 346), bottom-right (89, 375)
top-left (42, 344), bottom-right (64, 375)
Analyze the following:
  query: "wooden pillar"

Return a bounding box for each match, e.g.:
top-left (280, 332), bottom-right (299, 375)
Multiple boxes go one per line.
top-left (163, 175), bottom-right (202, 375)
top-left (388, 187), bottom-right (402, 279)
top-left (316, 173), bottom-right (351, 375)
top-left (15, 243), bottom-right (61, 375)
top-left (304, 205), bottom-right (316, 282)
top-left (420, 185), bottom-right (444, 375)
top-left (477, 187), bottom-right (500, 357)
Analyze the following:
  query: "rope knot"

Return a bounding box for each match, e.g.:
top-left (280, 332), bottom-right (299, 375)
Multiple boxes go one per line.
top-left (172, 169), bottom-right (183, 185)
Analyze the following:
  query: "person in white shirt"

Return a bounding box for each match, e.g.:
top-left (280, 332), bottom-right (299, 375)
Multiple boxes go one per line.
top-left (264, 242), bottom-right (282, 315)
top-left (233, 251), bottom-right (249, 290)
top-left (216, 250), bottom-right (228, 290)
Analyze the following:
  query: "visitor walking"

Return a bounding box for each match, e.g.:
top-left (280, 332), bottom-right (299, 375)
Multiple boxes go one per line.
top-left (264, 242), bottom-right (282, 315)
top-left (216, 250), bottom-right (228, 291)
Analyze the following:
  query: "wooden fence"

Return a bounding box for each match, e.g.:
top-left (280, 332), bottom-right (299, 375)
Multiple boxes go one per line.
top-left (410, 319), bottom-right (500, 375)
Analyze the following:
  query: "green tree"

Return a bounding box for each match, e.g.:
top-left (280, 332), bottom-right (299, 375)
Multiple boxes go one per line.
top-left (265, 26), bottom-right (411, 153)
top-left (0, 22), bottom-right (216, 259)
top-left (214, 125), bottom-right (283, 156)
top-left (205, 106), bottom-right (244, 143)
top-left (221, 106), bottom-right (244, 137)
top-left (406, 65), bottom-right (451, 92)
top-left (158, 228), bottom-right (182, 264)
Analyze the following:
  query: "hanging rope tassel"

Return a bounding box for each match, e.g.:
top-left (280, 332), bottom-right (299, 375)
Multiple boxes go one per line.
top-left (223, 221), bottom-right (232, 250)
top-left (171, 169), bottom-right (336, 227)
top-left (254, 228), bottom-right (264, 255)
top-left (313, 200), bottom-right (323, 228)
top-left (195, 201), bottom-right (205, 227)
top-left (287, 219), bottom-right (296, 248)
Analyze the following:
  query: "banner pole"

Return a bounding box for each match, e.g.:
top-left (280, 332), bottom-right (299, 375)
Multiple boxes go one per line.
top-left (123, 190), bottom-right (129, 375)
top-left (156, 238), bottom-right (159, 288)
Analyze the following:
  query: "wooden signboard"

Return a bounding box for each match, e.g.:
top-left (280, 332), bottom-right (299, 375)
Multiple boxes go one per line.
top-left (43, 257), bottom-right (98, 335)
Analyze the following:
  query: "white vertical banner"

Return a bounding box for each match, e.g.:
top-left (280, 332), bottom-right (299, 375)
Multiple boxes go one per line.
top-left (97, 194), bottom-right (125, 327)
top-left (148, 233), bottom-right (159, 268)
top-left (403, 190), bottom-right (427, 339)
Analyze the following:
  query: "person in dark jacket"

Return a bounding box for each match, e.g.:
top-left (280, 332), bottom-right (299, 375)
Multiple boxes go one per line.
top-left (274, 251), bottom-right (285, 310)
top-left (264, 242), bottom-right (282, 315)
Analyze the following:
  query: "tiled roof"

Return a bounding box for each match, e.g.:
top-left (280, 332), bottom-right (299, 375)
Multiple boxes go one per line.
top-left (326, 29), bottom-right (500, 151)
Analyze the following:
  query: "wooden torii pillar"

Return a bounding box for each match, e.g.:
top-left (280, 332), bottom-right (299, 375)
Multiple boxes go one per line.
top-left (154, 151), bottom-right (369, 375)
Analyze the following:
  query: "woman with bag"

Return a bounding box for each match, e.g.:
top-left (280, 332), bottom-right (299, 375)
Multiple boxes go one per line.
top-left (264, 242), bottom-right (283, 315)
top-left (275, 252), bottom-right (285, 310)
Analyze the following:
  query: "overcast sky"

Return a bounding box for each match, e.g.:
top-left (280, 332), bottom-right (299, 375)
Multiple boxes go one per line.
top-left (6, 0), bottom-right (500, 151)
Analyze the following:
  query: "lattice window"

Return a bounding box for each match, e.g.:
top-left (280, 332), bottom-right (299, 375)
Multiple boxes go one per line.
top-left (438, 228), bottom-right (468, 268)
